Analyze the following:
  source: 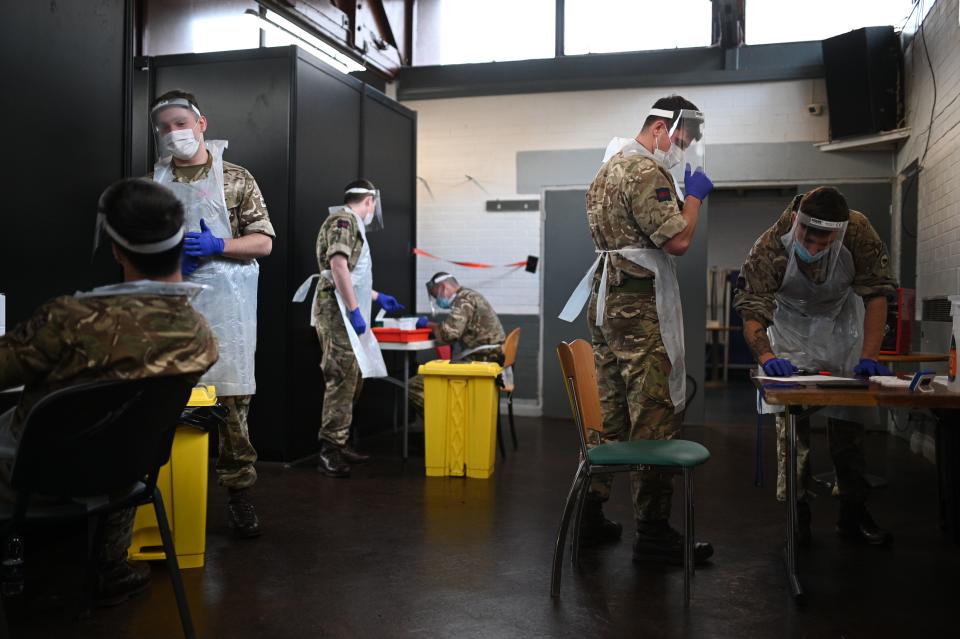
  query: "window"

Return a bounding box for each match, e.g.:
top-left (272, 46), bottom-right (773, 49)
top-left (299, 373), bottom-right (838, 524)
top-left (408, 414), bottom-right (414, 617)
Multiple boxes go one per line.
top-left (745, 0), bottom-right (915, 45)
top-left (436, 0), bottom-right (556, 64)
top-left (564, 0), bottom-right (712, 55)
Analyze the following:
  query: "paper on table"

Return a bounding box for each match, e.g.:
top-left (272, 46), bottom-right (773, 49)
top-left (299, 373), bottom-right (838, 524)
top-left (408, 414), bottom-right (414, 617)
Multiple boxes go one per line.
top-left (754, 374), bottom-right (859, 383)
top-left (375, 308), bottom-right (386, 322)
top-left (869, 375), bottom-right (911, 388)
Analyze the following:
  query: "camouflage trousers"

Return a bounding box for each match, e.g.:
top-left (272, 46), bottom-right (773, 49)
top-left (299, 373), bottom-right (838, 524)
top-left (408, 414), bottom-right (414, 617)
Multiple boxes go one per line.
top-left (315, 297), bottom-right (363, 446)
top-left (408, 349), bottom-right (503, 417)
top-left (587, 288), bottom-right (681, 523)
top-left (775, 415), bottom-right (867, 502)
top-left (216, 395), bottom-right (258, 490)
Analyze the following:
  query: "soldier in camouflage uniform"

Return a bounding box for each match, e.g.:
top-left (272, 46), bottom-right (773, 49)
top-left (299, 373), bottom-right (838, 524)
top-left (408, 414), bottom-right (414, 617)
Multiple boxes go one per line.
top-left (581, 95), bottom-right (715, 565)
top-left (313, 179), bottom-right (405, 477)
top-left (734, 186), bottom-right (896, 545)
top-left (0, 178), bottom-right (218, 605)
top-left (408, 273), bottom-right (506, 414)
top-left (149, 90), bottom-right (273, 538)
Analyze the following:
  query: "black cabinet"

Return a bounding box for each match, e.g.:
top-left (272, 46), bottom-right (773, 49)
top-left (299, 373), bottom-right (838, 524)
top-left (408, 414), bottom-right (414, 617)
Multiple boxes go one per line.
top-left (139, 46), bottom-right (416, 461)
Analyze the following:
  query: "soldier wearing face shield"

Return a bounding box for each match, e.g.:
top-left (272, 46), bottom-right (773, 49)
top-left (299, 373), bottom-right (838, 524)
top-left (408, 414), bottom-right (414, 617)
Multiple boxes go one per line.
top-left (310, 179), bottom-right (405, 478)
top-left (407, 273), bottom-right (506, 415)
top-left (559, 95), bottom-right (715, 564)
top-left (148, 90), bottom-right (274, 539)
top-left (734, 187), bottom-right (897, 546)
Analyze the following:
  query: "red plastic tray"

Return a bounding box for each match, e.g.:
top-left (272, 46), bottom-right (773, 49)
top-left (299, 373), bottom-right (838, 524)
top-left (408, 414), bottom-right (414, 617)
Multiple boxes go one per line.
top-left (372, 327), bottom-right (432, 343)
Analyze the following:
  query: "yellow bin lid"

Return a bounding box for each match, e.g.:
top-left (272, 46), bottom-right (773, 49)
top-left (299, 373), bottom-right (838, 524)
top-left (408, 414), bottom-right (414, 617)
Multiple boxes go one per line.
top-left (418, 360), bottom-right (501, 377)
top-left (188, 385), bottom-right (218, 407)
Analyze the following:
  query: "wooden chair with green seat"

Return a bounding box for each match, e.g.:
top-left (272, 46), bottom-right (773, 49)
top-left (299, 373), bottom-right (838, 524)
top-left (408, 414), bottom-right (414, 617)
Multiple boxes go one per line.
top-left (498, 328), bottom-right (521, 452)
top-left (552, 340), bottom-right (710, 606)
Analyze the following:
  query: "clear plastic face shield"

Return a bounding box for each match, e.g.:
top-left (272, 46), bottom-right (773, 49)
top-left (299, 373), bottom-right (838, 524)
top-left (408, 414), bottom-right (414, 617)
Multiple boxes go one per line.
top-left (150, 98), bottom-right (204, 161)
top-left (788, 210), bottom-right (849, 283)
top-left (343, 187), bottom-right (383, 232)
top-left (648, 108), bottom-right (706, 196)
top-left (425, 273), bottom-right (455, 315)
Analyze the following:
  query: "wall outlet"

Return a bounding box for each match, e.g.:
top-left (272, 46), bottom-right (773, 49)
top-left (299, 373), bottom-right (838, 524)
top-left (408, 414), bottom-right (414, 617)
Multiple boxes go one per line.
top-left (807, 103), bottom-right (824, 116)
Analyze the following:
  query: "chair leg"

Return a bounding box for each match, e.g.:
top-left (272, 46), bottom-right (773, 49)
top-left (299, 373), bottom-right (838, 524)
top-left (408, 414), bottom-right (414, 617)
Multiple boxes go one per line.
top-left (551, 461), bottom-right (586, 598)
top-left (683, 468), bottom-right (695, 607)
top-left (570, 471), bottom-right (591, 569)
top-left (153, 487), bottom-right (196, 639)
top-left (82, 514), bottom-right (107, 618)
top-left (508, 392), bottom-right (518, 450)
top-left (496, 401), bottom-right (507, 459)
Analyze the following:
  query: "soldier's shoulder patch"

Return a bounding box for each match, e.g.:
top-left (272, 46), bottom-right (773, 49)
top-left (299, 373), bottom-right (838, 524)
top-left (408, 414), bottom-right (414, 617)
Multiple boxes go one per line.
top-left (336, 220), bottom-right (351, 229)
top-left (654, 187), bottom-right (672, 202)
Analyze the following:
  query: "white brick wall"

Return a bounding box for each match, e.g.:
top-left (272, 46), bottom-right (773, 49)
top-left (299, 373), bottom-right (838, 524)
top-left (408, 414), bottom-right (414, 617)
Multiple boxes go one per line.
top-left (895, 0), bottom-right (960, 305)
top-left (403, 80), bottom-right (830, 314)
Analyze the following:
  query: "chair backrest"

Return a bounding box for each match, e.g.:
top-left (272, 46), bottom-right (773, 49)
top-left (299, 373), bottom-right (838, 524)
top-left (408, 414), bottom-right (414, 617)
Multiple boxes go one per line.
top-left (502, 327), bottom-right (521, 368)
top-left (12, 376), bottom-right (195, 499)
top-left (556, 340), bottom-right (604, 456)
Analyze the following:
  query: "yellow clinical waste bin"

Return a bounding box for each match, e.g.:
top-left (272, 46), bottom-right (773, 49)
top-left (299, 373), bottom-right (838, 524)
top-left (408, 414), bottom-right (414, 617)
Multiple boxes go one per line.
top-left (127, 385), bottom-right (217, 569)
top-left (419, 360), bottom-right (501, 479)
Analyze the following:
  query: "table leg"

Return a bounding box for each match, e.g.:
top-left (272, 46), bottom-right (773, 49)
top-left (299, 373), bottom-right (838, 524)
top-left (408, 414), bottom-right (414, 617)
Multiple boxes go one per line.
top-left (403, 353), bottom-right (410, 459)
top-left (784, 410), bottom-right (804, 600)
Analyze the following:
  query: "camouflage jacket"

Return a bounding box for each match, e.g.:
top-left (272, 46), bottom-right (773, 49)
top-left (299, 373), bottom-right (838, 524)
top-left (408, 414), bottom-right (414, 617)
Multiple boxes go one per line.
top-left (734, 196), bottom-right (897, 327)
top-left (435, 288), bottom-right (505, 355)
top-left (0, 292), bottom-right (219, 441)
top-left (153, 157), bottom-right (275, 239)
top-left (586, 152), bottom-right (686, 284)
top-left (315, 208), bottom-right (365, 293)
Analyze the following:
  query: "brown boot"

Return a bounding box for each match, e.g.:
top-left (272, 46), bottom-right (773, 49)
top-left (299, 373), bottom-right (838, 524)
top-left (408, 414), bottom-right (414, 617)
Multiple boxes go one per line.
top-left (341, 443), bottom-right (370, 464)
top-left (318, 441), bottom-right (351, 478)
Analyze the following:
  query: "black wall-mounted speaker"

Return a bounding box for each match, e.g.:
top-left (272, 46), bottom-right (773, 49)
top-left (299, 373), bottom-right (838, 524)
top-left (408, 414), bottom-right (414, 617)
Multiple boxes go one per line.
top-left (821, 26), bottom-right (902, 139)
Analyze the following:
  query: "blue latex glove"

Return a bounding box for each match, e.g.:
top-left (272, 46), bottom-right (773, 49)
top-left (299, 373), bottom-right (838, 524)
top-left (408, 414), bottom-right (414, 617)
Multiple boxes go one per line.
top-left (683, 163), bottom-right (714, 202)
top-left (183, 219), bottom-right (225, 258)
top-left (762, 358), bottom-right (798, 377)
top-left (854, 358), bottom-right (892, 377)
top-left (376, 292), bottom-right (405, 314)
top-left (181, 253), bottom-right (200, 277)
top-left (416, 315), bottom-right (429, 329)
top-left (348, 307), bottom-right (366, 335)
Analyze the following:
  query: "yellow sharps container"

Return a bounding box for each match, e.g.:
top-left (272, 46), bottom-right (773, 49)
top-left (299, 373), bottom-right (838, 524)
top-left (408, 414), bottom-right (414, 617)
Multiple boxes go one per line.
top-left (127, 385), bottom-right (216, 569)
top-left (419, 360), bottom-right (501, 479)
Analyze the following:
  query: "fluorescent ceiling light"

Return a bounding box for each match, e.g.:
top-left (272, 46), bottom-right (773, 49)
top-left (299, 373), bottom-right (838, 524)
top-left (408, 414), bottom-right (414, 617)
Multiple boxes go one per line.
top-left (245, 9), bottom-right (365, 74)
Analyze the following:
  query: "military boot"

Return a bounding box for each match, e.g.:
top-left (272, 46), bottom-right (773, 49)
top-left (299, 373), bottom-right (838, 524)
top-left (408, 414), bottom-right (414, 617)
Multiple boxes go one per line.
top-left (797, 501), bottom-right (812, 547)
top-left (578, 498), bottom-right (622, 546)
top-left (318, 441), bottom-right (351, 478)
top-left (341, 443), bottom-right (371, 464)
top-left (836, 499), bottom-right (892, 545)
top-left (632, 519), bottom-right (714, 565)
top-left (227, 488), bottom-right (262, 538)
top-left (96, 560), bottom-right (151, 607)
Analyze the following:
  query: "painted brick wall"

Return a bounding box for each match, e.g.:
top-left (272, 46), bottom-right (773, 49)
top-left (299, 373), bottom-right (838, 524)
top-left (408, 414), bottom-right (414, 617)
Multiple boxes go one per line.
top-left (895, 0), bottom-right (960, 303)
top-left (403, 79), bottom-right (829, 314)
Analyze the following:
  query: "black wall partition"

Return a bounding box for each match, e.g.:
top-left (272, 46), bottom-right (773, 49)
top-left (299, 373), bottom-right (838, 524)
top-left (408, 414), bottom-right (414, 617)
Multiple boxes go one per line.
top-left (139, 46), bottom-right (417, 461)
top-left (0, 0), bottom-right (131, 325)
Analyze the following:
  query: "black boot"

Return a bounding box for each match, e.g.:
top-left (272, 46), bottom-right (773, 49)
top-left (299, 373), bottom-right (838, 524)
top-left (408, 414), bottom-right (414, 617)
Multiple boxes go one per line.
top-left (96, 560), bottom-right (151, 607)
top-left (318, 441), bottom-right (351, 478)
top-left (837, 499), bottom-right (893, 545)
top-left (341, 443), bottom-right (371, 464)
top-left (578, 498), bottom-right (622, 545)
top-left (227, 487), bottom-right (262, 538)
top-left (632, 519), bottom-right (714, 565)
top-left (797, 501), bottom-right (812, 548)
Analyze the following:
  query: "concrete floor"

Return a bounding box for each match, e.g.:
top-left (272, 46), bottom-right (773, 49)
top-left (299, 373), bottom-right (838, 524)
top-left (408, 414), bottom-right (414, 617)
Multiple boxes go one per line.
top-left (5, 382), bottom-right (959, 637)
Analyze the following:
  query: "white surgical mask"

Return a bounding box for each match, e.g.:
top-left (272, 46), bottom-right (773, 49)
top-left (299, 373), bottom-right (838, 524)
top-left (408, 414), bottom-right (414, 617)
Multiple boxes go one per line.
top-left (164, 127), bottom-right (200, 160)
top-left (363, 210), bottom-right (375, 226)
top-left (653, 132), bottom-right (683, 170)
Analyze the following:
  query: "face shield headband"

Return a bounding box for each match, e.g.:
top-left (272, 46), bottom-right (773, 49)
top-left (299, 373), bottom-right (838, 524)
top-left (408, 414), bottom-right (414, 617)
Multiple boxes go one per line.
top-left (344, 187), bottom-right (383, 231)
top-left (93, 212), bottom-right (185, 255)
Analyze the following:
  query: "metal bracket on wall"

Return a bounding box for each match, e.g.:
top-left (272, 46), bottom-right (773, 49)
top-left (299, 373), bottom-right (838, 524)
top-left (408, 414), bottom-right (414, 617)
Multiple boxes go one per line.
top-left (486, 200), bottom-right (540, 212)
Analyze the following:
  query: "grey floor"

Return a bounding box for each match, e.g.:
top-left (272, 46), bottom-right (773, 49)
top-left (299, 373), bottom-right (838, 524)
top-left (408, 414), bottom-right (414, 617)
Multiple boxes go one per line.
top-left (5, 382), bottom-right (958, 638)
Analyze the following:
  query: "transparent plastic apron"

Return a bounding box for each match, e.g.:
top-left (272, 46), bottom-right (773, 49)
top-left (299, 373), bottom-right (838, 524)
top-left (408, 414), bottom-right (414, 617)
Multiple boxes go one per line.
top-left (559, 248), bottom-right (686, 413)
top-left (768, 233), bottom-right (873, 421)
top-left (292, 210), bottom-right (387, 379)
top-left (153, 141), bottom-right (260, 396)
top-left (74, 280), bottom-right (205, 301)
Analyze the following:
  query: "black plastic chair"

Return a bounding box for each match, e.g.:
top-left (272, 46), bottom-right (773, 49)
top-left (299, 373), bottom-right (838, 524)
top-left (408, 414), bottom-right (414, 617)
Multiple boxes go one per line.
top-left (0, 377), bottom-right (197, 638)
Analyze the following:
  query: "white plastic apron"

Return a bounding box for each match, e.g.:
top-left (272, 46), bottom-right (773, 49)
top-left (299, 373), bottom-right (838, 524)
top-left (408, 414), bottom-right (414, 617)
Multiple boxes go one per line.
top-left (559, 248), bottom-right (686, 413)
top-left (153, 141), bottom-right (259, 396)
top-left (768, 234), bottom-right (873, 421)
top-left (292, 210), bottom-right (387, 379)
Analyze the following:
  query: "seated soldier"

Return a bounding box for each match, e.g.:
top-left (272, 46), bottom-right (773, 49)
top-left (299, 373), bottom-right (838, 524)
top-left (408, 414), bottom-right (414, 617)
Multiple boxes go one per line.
top-left (408, 273), bottom-right (506, 415)
top-left (0, 178), bottom-right (218, 605)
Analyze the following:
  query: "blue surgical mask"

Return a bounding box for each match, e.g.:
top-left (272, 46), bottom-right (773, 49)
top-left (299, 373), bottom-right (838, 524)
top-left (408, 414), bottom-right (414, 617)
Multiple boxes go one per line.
top-left (794, 241), bottom-right (827, 264)
top-left (436, 297), bottom-right (452, 310)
